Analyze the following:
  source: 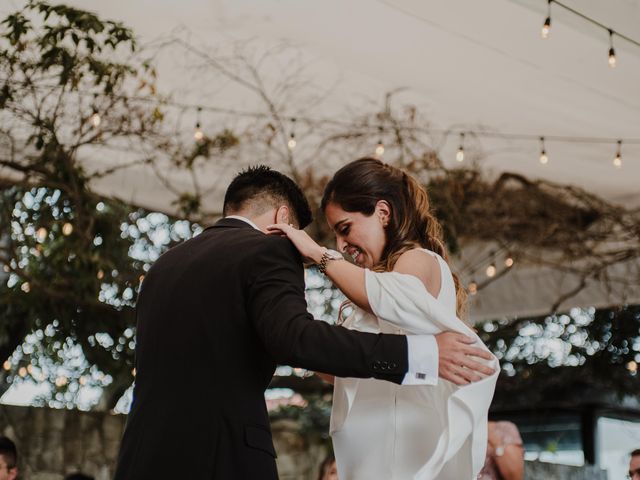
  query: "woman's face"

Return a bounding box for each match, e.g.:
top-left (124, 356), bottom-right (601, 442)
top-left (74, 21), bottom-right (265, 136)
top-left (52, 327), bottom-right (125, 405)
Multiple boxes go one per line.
top-left (324, 201), bottom-right (389, 268)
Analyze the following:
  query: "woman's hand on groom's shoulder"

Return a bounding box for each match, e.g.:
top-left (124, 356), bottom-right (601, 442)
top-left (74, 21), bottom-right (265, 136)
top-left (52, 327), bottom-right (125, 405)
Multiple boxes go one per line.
top-left (266, 223), bottom-right (325, 264)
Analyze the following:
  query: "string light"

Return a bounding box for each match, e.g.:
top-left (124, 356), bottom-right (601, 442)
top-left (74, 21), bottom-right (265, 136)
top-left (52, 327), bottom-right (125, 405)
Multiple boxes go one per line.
top-left (608, 30), bottom-right (617, 68)
top-left (18, 367), bottom-right (27, 377)
top-left (628, 360), bottom-right (638, 374)
top-left (62, 223), bottom-right (73, 236)
top-left (468, 280), bottom-right (478, 295)
top-left (456, 132), bottom-right (465, 162)
top-left (539, 136), bottom-right (549, 164)
top-left (505, 256), bottom-right (514, 268)
top-left (287, 117), bottom-right (297, 150)
top-left (55, 376), bottom-right (68, 387)
top-left (3, 360), bottom-right (11, 371)
top-left (613, 140), bottom-right (622, 168)
top-left (375, 126), bottom-right (385, 156)
top-left (541, 0), bottom-right (552, 39)
top-left (21, 282), bottom-right (30, 293)
top-left (90, 93), bottom-right (101, 128)
top-left (90, 110), bottom-right (101, 128)
top-left (194, 107), bottom-right (204, 141)
top-left (36, 227), bottom-right (47, 242)
top-left (486, 263), bottom-right (497, 278)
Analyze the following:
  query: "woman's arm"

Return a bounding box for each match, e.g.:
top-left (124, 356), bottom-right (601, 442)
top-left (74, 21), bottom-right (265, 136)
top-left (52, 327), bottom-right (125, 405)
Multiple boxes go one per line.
top-left (265, 224), bottom-right (439, 313)
top-left (266, 223), bottom-right (373, 311)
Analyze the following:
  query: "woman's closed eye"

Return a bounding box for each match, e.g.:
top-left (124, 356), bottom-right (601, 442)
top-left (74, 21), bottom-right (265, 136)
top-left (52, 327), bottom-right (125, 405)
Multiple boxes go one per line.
top-left (339, 225), bottom-right (350, 235)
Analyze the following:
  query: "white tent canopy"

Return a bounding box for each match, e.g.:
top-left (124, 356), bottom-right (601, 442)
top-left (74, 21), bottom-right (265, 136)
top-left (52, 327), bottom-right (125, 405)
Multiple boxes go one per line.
top-left (2, 0), bottom-right (639, 320)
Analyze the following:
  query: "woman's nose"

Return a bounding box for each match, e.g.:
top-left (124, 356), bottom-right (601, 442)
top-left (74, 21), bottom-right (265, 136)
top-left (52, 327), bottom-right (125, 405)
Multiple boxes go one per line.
top-left (336, 236), bottom-right (347, 252)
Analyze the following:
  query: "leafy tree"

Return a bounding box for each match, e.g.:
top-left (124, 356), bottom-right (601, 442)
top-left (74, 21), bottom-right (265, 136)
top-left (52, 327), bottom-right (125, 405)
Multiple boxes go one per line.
top-left (0, 1), bottom-right (168, 408)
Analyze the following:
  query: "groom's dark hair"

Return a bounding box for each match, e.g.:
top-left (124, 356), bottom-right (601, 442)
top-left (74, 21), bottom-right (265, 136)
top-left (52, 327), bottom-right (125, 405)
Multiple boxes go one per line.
top-left (223, 165), bottom-right (312, 228)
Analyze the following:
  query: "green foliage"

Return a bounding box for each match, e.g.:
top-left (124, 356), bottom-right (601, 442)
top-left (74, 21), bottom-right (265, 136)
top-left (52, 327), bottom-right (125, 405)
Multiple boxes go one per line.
top-left (0, 186), bottom-right (200, 408)
top-left (482, 305), bottom-right (640, 408)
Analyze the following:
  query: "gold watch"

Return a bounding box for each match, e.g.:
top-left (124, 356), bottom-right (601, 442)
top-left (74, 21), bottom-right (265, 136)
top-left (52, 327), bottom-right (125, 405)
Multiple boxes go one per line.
top-left (318, 248), bottom-right (343, 274)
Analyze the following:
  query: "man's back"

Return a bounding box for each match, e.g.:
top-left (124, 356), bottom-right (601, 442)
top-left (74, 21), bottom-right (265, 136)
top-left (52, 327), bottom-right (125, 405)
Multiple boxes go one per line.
top-left (115, 218), bottom-right (283, 479)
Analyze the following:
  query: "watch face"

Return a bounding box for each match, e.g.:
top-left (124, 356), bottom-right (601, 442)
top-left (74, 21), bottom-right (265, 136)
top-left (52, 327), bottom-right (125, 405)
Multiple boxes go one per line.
top-left (326, 249), bottom-right (344, 260)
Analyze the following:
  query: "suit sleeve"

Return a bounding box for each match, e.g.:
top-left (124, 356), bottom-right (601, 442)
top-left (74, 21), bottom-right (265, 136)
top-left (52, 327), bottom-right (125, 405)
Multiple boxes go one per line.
top-left (246, 236), bottom-right (408, 383)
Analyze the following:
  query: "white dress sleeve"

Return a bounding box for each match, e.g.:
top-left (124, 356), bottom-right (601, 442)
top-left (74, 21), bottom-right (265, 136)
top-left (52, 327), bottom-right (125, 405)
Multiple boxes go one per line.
top-left (364, 269), bottom-right (500, 479)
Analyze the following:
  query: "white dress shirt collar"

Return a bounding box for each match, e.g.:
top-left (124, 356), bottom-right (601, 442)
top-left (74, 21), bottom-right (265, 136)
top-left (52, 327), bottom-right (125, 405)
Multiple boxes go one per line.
top-left (225, 215), bottom-right (261, 231)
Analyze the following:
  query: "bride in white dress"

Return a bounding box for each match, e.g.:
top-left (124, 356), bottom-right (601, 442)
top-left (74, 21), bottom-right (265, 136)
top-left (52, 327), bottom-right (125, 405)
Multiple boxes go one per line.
top-left (268, 158), bottom-right (498, 480)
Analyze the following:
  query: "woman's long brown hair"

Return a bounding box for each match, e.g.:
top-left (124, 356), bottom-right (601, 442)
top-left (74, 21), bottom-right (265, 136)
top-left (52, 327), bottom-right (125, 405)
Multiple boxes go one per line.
top-left (321, 157), bottom-right (468, 319)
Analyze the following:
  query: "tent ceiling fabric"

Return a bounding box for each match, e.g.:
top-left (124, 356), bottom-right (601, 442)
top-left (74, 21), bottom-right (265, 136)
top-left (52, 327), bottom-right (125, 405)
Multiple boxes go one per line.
top-left (3, 0), bottom-right (640, 320)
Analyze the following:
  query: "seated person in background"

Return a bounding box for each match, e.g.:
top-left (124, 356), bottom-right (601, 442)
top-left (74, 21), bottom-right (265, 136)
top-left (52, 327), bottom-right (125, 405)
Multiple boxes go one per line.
top-left (629, 449), bottom-right (640, 480)
top-left (317, 452), bottom-right (338, 480)
top-left (478, 421), bottom-right (524, 480)
top-left (0, 436), bottom-right (18, 480)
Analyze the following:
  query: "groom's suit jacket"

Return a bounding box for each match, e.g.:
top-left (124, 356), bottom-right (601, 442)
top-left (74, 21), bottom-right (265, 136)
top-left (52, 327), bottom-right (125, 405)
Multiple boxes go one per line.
top-left (114, 217), bottom-right (411, 480)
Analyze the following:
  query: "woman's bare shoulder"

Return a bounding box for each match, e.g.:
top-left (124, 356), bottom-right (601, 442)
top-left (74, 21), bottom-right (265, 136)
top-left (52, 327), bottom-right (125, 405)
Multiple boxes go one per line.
top-left (393, 248), bottom-right (441, 297)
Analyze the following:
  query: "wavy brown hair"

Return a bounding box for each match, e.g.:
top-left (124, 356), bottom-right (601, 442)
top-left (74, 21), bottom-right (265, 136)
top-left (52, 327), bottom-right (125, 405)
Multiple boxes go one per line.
top-left (321, 157), bottom-right (467, 319)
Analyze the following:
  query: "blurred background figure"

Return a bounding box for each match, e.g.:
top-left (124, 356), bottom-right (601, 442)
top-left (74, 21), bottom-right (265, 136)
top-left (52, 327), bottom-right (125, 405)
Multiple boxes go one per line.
top-left (317, 452), bottom-right (338, 480)
top-left (0, 437), bottom-right (18, 480)
top-left (478, 421), bottom-right (524, 480)
top-left (629, 449), bottom-right (640, 480)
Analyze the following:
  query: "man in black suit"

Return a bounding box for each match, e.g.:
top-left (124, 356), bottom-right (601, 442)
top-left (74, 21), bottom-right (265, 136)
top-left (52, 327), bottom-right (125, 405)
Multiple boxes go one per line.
top-left (114, 166), bottom-right (494, 480)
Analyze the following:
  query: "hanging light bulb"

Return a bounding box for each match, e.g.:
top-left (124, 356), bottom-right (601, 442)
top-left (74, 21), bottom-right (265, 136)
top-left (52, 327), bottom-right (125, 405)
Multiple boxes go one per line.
top-left (541, 17), bottom-right (551, 38)
top-left (456, 132), bottom-right (465, 162)
top-left (36, 227), bottom-right (48, 242)
top-left (486, 264), bottom-right (497, 278)
top-left (62, 223), bottom-right (73, 236)
top-left (608, 30), bottom-right (617, 68)
top-left (505, 256), bottom-right (514, 268)
top-left (194, 107), bottom-right (204, 141)
top-left (194, 123), bottom-right (204, 141)
top-left (468, 280), bottom-right (478, 295)
top-left (613, 140), bottom-right (622, 168)
top-left (21, 282), bottom-right (30, 293)
top-left (89, 94), bottom-right (101, 128)
top-left (541, 1), bottom-right (552, 39)
top-left (375, 126), bottom-right (385, 156)
top-left (90, 110), bottom-right (101, 128)
top-left (539, 136), bottom-right (549, 164)
top-left (288, 133), bottom-right (297, 150)
top-left (3, 360), bottom-right (11, 371)
top-left (287, 117), bottom-right (297, 150)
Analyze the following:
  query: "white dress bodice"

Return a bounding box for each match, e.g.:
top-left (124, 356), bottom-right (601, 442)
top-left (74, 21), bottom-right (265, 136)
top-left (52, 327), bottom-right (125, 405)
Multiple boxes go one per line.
top-left (330, 249), bottom-right (497, 480)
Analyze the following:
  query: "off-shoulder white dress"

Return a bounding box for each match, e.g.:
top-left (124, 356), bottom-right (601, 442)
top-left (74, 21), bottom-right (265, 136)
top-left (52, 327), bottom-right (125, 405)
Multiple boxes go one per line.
top-left (330, 249), bottom-right (499, 480)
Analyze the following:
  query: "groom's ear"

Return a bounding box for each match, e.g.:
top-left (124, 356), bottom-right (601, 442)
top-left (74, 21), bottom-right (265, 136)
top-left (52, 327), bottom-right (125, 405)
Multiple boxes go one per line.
top-left (275, 205), bottom-right (292, 225)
